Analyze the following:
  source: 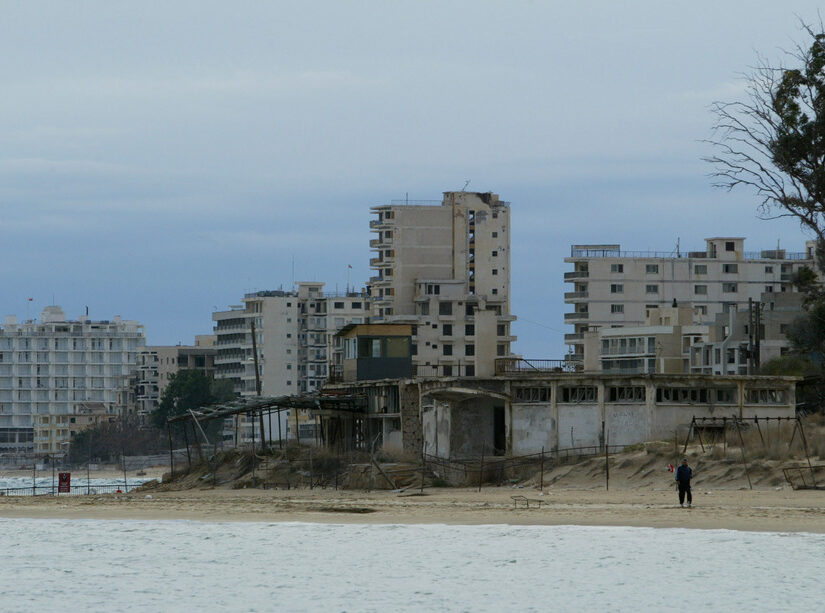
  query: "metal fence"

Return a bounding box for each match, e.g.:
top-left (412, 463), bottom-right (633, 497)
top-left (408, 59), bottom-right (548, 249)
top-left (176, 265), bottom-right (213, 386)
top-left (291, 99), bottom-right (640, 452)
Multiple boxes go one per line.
top-left (424, 444), bottom-right (624, 487)
top-left (0, 483), bottom-right (144, 497)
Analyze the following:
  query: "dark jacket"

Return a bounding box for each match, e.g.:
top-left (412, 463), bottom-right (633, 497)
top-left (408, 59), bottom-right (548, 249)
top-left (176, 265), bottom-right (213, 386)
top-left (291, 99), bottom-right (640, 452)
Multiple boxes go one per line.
top-left (675, 465), bottom-right (692, 483)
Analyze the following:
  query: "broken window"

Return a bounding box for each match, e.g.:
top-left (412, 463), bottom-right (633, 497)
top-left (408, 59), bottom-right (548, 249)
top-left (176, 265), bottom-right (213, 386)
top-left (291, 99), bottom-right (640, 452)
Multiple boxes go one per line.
top-left (560, 386), bottom-right (597, 403)
top-left (655, 387), bottom-right (709, 404)
top-left (607, 386), bottom-right (645, 403)
top-left (745, 389), bottom-right (786, 404)
top-left (513, 387), bottom-right (551, 403)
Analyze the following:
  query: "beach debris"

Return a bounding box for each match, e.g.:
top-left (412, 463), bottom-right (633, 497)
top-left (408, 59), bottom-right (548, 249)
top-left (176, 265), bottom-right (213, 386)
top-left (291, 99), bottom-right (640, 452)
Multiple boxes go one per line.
top-left (145, 495), bottom-right (153, 499)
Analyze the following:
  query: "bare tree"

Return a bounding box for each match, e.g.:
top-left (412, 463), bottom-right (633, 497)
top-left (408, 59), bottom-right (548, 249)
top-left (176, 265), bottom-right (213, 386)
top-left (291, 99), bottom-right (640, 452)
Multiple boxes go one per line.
top-left (705, 22), bottom-right (825, 242)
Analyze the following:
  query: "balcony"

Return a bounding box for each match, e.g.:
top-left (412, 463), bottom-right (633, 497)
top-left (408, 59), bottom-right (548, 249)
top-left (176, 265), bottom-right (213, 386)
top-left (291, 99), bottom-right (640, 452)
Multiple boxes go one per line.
top-left (564, 291), bottom-right (588, 301)
top-left (369, 239), bottom-right (383, 248)
top-left (564, 270), bottom-right (589, 280)
top-left (564, 312), bottom-right (589, 321)
top-left (369, 219), bottom-right (388, 229)
top-left (564, 333), bottom-right (584, 343)
top-left (370, 257), bottom-right (383, 266)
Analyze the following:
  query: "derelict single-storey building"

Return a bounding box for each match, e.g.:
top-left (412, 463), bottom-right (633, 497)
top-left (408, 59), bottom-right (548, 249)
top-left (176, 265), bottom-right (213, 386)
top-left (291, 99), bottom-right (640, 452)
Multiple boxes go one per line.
top-left (324, 366), bottom-right (798, 459)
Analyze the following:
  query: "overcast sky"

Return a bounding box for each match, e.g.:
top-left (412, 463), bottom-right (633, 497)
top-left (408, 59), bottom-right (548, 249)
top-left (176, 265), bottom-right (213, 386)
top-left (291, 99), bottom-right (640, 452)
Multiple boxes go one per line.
top-left (2, 1), bottom-right (823, 358)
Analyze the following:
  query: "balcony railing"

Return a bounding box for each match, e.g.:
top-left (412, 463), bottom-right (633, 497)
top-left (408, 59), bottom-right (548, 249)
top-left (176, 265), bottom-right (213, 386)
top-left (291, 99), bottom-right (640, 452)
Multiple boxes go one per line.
top-left (564, 312), bottom-right (589, 321)
top-left (390, 199), bottom-right (441, 205)
top-left (495, 358), bottom-right (582, 375)
top-left (564, 291), bottom-right (588, 300)
top-left (564, 271), bottom-right (589, 280)
top-left (564, 333), bottom-right (584, 343)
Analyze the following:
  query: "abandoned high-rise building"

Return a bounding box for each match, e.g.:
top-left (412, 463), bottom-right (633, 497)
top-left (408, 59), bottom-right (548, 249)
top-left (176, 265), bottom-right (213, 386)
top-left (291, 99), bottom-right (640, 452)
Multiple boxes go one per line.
top-left (0, 306), bottom-right (145, 455)
top-left (212, 282), bottom-right (368, 441)
top-left (564, 237), bottom-right (816, 365)
top-left (369, 191), bottom-right (517, 376)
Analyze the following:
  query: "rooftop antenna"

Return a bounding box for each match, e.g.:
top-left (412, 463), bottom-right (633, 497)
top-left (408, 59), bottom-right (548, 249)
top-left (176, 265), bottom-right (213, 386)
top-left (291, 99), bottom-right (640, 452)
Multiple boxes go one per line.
top-left (291, 255), bottom-right (295, 288)
top-left (676, 238), bottom-right (680, 258)
top-left (462, 179), bottom-right (471, 191)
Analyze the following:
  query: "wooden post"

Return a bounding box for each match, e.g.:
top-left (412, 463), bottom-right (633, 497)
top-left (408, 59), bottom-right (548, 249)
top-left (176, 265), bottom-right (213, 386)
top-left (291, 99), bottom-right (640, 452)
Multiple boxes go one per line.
top-left (796, 416), bottom-right (818, 488)
top-left (182, 420), bottom-right (191, 469)
top-left (295, 409), bottom-right (301, 446)
top-left (167, 422), bottom-right (174, 479)
top-left (723, 417), bottom-right (727, 458)
top-left (420, 448), bottom-right (425, 493)
top-left (191, 421), bottom-right (204, 463)
top-left (682, 419), bottom-right (692, 455)
top-left (478, 443), bottom-right (485, 493)
top-left (733, 418), bottom-right (752, 490)
top-left (277, 406), bottom-right (283, 449)
top-left (251, 412), bottom-right (256, 482)
top-left (540, 446), bottom-right (544, 493)
top-left (122, 452), bottom-right (129, 493)
top-left (754, 417), bottom-right (766, 450)
top-left (251, 321), bottom-right (266, 452)
top-left (88, 429), bottom-right (93, 495)
top-left (604, 431), bottom-right (610, 491)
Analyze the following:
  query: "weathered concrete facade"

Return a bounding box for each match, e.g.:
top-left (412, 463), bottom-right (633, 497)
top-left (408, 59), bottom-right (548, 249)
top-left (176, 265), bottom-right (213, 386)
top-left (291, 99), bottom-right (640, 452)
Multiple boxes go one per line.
top-left (329, 373), bottom-right (798, 459)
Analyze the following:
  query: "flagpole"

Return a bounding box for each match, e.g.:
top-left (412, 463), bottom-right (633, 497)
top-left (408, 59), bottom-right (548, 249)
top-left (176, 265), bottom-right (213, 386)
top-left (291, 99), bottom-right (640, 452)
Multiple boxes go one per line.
top-left (347, 265), bottom-right (351, 294)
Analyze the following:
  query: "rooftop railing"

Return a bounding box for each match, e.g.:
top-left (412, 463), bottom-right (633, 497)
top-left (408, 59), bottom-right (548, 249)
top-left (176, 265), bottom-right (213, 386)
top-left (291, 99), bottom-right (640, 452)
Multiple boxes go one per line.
top-left (570, 247), bottom-right (810, 260)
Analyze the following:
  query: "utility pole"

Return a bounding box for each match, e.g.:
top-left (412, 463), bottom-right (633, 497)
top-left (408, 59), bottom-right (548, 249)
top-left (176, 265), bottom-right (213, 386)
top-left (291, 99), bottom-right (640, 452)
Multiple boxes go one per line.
top-left (747, 298), bottom-right (754, 375)
top-left (755, 302), bottom-right (762, 372)
top-left (251, 321), bottom-right (266, 452)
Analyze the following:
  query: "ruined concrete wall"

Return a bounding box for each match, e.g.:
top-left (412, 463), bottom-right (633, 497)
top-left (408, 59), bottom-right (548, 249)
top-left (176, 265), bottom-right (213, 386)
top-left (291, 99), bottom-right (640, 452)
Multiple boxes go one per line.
top-left (435, 400), bottom-right (452, 458)
top-left (511, 404), bottom-right (554, 455)
top-left (604, 405), bottom-right (649, 446)
top-left (449, 399), bottom-right (495, 457)
top-left (422, 404), bottom-right (438, 456)
top-left (399, 382), bottom-right (422, 455)
top-left (558, 403), bottom-right (600, 448)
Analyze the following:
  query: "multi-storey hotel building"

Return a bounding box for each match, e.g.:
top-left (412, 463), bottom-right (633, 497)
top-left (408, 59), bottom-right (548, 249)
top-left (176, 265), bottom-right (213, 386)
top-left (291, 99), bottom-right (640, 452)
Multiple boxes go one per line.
top-left (0, 306), bottom-right (145, 455)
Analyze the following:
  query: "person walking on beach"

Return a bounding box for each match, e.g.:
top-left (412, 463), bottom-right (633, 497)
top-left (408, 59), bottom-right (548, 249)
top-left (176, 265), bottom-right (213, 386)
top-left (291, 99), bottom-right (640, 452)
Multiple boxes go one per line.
top-left (675, 458), bottom-right (693, 508)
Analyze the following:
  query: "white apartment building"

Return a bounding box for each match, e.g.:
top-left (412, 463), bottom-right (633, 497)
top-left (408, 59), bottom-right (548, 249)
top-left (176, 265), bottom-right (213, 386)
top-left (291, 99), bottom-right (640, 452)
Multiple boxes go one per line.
top-left (135, 336), bottom-right (216, 423)
top-left (564, 237), bottom-right (815, 364)
top-left (212, 283), bottom-right (368, 441)
top-left (583, 306), bottom-right (709, 375)
top-left (369, 191), bottom-right (517, 377)
top-left (0, 306), bottom-right (145, 455)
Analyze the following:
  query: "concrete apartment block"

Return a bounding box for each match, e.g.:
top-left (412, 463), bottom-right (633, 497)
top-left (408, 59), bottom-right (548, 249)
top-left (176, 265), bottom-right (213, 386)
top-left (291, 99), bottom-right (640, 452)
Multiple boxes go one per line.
top-left (369, 191), bottom-right (517, 377)
top-left (212, 283), bottom-right (368, 442)
top-left (0, 306), bottom-right (145, 455)
top-left (135, 336), bottom-right (217, 423)
top-left (564, 237), bottom-right (816, 363)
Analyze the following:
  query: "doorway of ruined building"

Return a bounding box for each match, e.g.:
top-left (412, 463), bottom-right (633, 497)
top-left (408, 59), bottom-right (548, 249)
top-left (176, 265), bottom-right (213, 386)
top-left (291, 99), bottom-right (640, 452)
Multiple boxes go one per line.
top-left (493, 405), bottom-right (505, 455)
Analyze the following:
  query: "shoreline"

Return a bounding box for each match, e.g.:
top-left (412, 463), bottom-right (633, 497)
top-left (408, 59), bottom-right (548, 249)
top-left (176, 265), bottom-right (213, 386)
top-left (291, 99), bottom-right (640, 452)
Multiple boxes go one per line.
top-left (1, 486), bottom-right (824, 533)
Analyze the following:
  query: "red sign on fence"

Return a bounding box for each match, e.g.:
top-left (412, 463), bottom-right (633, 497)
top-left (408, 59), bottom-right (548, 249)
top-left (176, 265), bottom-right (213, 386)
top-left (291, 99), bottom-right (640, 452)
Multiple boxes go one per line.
top-left (58, 472), bottom-right (71, 493)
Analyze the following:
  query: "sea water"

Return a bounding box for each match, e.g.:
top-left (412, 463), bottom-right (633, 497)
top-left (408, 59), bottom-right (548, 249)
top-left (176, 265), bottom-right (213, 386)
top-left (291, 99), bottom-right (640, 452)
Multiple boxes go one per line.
top-left (0, 520), bottom-right (821, 612)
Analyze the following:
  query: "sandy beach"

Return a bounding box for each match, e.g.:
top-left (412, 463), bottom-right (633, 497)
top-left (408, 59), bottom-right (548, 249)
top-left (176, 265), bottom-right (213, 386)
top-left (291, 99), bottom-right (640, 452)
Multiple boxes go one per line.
top-left (0, 485), bottom-right (823, 532)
